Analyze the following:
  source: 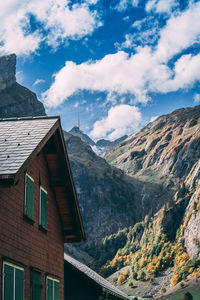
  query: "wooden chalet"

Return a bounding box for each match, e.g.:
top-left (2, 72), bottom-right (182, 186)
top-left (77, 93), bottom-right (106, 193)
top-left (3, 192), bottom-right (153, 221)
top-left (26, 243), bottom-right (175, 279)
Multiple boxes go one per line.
top-left (64, 254), bottom-right (131, 300)
top-left (0, 116), bottom-right (85, 300)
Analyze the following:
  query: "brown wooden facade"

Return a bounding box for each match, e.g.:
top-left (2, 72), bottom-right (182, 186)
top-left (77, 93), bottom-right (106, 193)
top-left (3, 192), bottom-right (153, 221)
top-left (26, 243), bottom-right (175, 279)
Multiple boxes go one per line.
top-left (0, 117), bottom-right (85, 300)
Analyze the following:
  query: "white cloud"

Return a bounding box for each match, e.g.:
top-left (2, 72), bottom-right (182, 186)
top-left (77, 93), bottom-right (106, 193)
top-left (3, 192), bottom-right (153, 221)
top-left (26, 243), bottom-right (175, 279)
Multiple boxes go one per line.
top-left (73, 102), bottom-right (79, 108)
top-left (154, 54), bottom-right (200, 93)
top-left (33, 78), bottom-right (45, 86)
top-left (42, 49), bottom-right (200, 108)
top-left (115, 0), bottom-right (139, 11)
top-left (116, 21), bottom-right (159, 50)
top-left (145, 0), bottom-right (177, 14)
top-left (145, 0), bottom-right (157, 12)
top-left (42, 48), bottom-right (157, 107)
top-left (194, 94), bottom-right (200, 104)
top-left (42, 1), bottom-right (200, 108)
top-left (16, 71), bottom-right (25, 85)
top-left (156, 0), bottom-right (177, 13)
top-left (155, 2), bottom-right (200, 62)
top-left (0, 0), bottom-right (101, 56)
top-left (90, 104), bottom-right (142, 140)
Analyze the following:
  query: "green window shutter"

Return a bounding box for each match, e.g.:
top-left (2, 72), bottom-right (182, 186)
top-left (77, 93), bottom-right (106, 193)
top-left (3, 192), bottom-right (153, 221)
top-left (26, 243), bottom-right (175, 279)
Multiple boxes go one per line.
top-left (3, 264), bottom-right (14, 300)
top-left (15, 268), bottom-right (24, 300)
top-left (25, 175), bottom-right (34, 218)
top-left (32, 272), bottom-right (41, 300)
top-left (47, 278), bottom-right (53, 300)
top-left (40, 189), bottom-right (47, 228)
top-left (54, 281), bottom-right (60, 300)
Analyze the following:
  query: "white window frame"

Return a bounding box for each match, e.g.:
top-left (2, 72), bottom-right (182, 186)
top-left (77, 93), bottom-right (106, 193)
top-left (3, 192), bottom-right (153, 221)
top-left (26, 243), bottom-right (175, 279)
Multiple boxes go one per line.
top-left (46, 276), bottom-right (60, 300)
top-left (3, 261), bottom-right (24, 300)
top-left (24, 173), bottom-right (34, 216)
top-left (39, 186), bottom-right (48, 227)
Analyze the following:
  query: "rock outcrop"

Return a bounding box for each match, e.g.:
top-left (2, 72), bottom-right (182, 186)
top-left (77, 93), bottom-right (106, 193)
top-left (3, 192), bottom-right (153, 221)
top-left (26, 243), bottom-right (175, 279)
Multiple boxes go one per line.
top-left (0, 54), bottom-right (46, 118)
top-left (104, 105), bottom-right (200, 188)
top-left (184, 160), bottom-right (200, 258)
top-left (0, 54), bottom-right (16, 91)
top-left (69, 126), bottom-right (95, 146)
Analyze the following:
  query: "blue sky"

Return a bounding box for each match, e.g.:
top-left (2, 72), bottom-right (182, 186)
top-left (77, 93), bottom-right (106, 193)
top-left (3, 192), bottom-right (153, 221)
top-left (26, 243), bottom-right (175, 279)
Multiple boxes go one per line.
top-left (1, 0), bottom-right (200, 140)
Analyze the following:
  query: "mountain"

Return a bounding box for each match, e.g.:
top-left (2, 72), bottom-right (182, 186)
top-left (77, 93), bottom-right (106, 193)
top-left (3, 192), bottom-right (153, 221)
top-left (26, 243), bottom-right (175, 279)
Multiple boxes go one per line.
top-left (93, 135), bottom-right (128, 155)
top-left (104, 106), bottom-right (200, 188)
top-left (99, 106), bottom-right (200, 297)
top-left (63, 130), bottom-right (172, 261)
top-left (69, 126), bottom-right (95, 145)
top-left (69, 126), bottom-right (128, 155)
top-left (99, 168), bottom-right (200, 298)
top-left (0, 54), bottom-right (46, 117)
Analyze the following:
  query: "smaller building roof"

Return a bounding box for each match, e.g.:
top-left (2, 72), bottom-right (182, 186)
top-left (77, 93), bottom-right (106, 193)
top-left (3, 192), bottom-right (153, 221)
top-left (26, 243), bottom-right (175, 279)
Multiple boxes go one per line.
top-left (64, 254), bottom-right (131, 300)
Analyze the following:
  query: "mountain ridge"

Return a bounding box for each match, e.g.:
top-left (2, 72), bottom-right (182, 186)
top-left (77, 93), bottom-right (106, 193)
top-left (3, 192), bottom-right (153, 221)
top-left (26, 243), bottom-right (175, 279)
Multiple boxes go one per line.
top-left (100, 105), bottom-right (200, 298)
top-left (69, 126), bottom-right (128, 155)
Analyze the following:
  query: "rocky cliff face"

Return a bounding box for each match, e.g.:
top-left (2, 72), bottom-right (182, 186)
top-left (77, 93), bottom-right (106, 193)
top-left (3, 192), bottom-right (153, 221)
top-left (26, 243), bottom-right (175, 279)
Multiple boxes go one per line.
top-left (0, 54), bottom-right (46, 118)
top-left (0, 54), bottom-right (16, 91)
top-left (184, 160), bottom-right (200, 258)
top-left (104, 106), bottom-right (200, 188)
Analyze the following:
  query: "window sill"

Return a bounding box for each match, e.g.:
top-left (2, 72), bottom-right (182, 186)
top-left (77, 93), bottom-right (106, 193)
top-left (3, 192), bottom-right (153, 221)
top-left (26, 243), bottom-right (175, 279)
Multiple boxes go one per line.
top-left (39, 225), bottom-right (48, 233)
top-left (23, 214), bottom-right (35, 225)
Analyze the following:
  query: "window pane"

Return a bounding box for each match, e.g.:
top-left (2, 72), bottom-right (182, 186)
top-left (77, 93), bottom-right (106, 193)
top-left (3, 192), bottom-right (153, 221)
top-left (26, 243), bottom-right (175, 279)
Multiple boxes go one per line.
top-left (32, 272), bottom-right (41, 300)
top-left (25, 175), bottom-right (34, 218)
top-left (4, 264), bottom-right (14, 300)
top-left (47, 278), bottom-right (53, 300)
top-left (15, 268), bottom-right (24, 300)
top-left (40, 189), bottom-right (47, 228)
top-left (54, 281), bottom-right (60, 300)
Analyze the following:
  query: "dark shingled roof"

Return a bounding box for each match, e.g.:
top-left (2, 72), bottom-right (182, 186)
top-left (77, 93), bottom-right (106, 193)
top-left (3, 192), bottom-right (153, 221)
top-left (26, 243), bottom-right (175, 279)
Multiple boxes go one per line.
top-left (0, 116), bottom-right (58, 175)
top-left (64, 254), bottom-right (131, 300)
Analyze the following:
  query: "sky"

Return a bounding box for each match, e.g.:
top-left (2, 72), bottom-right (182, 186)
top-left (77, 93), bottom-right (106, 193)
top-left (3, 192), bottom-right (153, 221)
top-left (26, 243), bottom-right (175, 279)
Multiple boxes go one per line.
top-left (1, 0), bottom-right (200, 141)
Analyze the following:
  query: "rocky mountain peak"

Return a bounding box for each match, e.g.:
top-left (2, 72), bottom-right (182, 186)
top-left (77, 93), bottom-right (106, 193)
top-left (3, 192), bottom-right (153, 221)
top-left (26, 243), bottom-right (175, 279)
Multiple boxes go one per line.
top-left (0, 53), bottom-right (16, 92)
top-left (69, 126), bottom-right (95, 146)
top-left (0, 53), bottom-right (45, 118)
top-left (69, 126), bottom-right (128, 155)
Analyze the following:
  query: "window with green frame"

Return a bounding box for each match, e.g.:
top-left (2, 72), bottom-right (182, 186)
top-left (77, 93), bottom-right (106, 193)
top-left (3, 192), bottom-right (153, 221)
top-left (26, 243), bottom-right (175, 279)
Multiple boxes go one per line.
top-left (32, 271), bottom-right (42, 300)
top-left (46, 277), bottom-right (60, 300)
top-left (25, 173), bottom-right (34, 218)
top-left (39, 187), bottom-right (48, 228)
top-left (3, 262), bottom-right (24, 300)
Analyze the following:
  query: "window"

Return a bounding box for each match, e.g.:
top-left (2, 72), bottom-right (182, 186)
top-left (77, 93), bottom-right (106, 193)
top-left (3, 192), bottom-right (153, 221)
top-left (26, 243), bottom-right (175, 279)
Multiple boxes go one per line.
top-left (46, 277), bottom-right (60, 300)
top-left (31, 271), bottom-right (42, 300)
top-left (3, 262), bottom-right (24, 300)
top-left (39, 187), bottom-right (48, 229)
top-left (25, 173), bottom-right (34, 218)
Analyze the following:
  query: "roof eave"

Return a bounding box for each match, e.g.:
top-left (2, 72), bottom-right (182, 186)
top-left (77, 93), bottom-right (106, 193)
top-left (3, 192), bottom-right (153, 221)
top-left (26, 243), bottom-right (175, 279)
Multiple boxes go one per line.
top-left (102, 287), bottom-right (131, 300)
top-left (0, 174), bottom-right (15, 186)
top-left (57, 121), bottom-right (86, 242)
